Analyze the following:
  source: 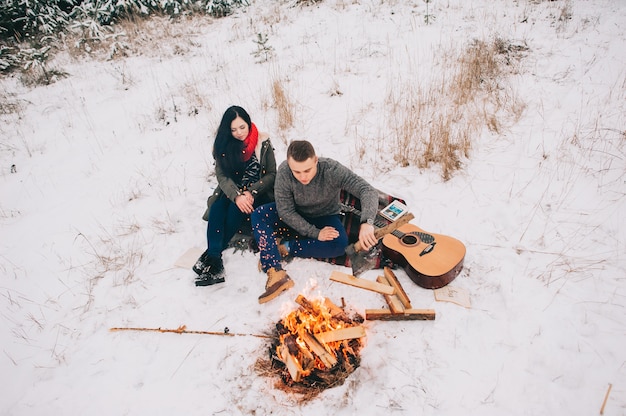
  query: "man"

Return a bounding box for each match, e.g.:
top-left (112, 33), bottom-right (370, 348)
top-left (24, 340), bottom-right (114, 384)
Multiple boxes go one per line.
top-left (251, 140), bottom-right (379, 304)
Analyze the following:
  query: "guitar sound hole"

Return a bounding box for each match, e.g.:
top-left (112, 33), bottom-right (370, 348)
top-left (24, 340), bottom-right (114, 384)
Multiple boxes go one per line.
top-left (400, 234), bottom-right (420, 246)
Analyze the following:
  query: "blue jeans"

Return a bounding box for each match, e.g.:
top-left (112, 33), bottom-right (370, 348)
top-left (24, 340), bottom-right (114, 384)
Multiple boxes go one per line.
top-left (205, 196), bottom-right (249, 258)
top-left (251, 202), bottom-right (349, 272)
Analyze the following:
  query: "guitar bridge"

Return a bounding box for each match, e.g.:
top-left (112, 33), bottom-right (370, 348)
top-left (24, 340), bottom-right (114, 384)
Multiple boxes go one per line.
top-left (419, 242), bottom-right (436, 256)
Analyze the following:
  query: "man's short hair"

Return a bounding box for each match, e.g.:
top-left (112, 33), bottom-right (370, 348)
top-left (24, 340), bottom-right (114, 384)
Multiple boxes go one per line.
top-left (287, 140), bottom-right (316, 162)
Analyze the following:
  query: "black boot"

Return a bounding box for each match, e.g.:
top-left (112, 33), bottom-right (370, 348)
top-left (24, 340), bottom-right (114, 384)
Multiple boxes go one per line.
top-left (195, 256), bottom-right (225, 287)
top-left (192, 249), bottom-right (210, 275)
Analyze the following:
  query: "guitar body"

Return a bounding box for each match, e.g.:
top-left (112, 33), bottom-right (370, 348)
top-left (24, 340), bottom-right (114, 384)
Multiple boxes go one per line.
top-left (381, 223), bottom-right (466, 289)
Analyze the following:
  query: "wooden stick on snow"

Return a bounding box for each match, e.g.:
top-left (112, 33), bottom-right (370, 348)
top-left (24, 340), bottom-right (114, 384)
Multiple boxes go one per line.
top-left (600, 383), bottom-right (612, 415)
top-left (109, 325), bottom-right (271, 338)
top-left (330, 271), bottom-right (395, 295)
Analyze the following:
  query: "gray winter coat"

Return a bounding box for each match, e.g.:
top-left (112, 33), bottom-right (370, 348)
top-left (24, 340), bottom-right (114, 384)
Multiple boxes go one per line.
top-left (274, 157), bottom-right (378, 238)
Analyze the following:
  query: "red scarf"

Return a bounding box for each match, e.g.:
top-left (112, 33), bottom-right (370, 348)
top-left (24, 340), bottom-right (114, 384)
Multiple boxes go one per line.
top-left (241, 123), bottom-right (259, 162)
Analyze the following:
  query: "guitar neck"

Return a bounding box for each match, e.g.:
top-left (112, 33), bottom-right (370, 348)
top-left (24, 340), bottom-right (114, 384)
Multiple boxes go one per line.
top-left (341, 202), bottom-right (415, 251)
top-left (339, 203), bottom-right (389, 228)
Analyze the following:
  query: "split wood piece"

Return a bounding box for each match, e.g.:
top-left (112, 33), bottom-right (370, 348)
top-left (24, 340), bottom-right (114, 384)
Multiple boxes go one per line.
top-left (300, 331), bottom-right (338, 368)
top-left (323, 298), bottom-right (352, 323)
top-left (377, 275), bottom-right (405, 314)
top-left (330, 271), bottom-right (395, 295)
top-left (365, 308), bottom-right (436, 321)
top-left (279, 343), bottom-right (303, 382)
top-left (314, 326), bottom-right (366, 344)
top-left (383, 267), bottom-right (412, 309)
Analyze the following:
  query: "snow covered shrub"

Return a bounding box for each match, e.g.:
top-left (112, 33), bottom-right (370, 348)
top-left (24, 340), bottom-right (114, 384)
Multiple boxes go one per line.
top-left (0, 0), bottom-right (72, 74)
top-left (69, 0), bottom-right (249, 23)
top-left (0, 0), bottom-right (249, 77)
top-left (205, 0), bottom-right (249, 18)
top-left (0, 0), bottom-right (74, 40)
top-left (0, 46), bottom-right (20, 71)
top-left (18, 45), bottom-right (68, 85)
top-left (293, 0), bottom-right (323, 5)
top-left (251, 33), bottom-right (274, 63)
top-left (1, 0), bottom-right (249, 43)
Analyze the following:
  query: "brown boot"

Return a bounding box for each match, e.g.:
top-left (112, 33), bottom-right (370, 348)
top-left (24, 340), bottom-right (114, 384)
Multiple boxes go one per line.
top-left (258, 267), bottom-right (294, 304)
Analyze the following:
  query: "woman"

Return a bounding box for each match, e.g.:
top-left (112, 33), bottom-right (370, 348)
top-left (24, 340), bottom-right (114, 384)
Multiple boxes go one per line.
top-left (194, 106), bottom-right (276, 286)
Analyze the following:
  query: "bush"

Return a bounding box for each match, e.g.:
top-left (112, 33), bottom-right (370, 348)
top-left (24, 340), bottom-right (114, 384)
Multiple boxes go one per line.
top-left (0, 0), bottom-right (249, 76)
top-left (0, 0), bottom-right (75, 39)
top-left (1, 0), bottom-right (248, 39)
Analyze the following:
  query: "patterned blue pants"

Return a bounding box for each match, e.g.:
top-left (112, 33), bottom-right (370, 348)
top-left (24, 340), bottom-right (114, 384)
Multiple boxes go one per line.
top-left (251, 202), bottom-right (348, 272)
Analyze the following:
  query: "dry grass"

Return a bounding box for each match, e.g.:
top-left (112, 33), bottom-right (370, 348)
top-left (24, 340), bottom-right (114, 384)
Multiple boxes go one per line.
top-left (382, 36), bottom-right (528, 181)
top-left (22, 13), bottom-right (528, 181)
top-left (62, 14), bottom-right (206, 61)
top-left (180, 78), bottom-right (210, 116)
top-left (151, 213), bottom-right (178, 235)
top-left (6, 12), bottom-right (529, 183)
top-left (0, 89), bottom-right (24, 116)
top-left (75, 226), bottom-right (145, 292)
top-left (555, 1), bottom-right (573, 33)
top-left (272, 75), bottom-right (295, 134)
top-left (452, 39), bottom-right (500, 105)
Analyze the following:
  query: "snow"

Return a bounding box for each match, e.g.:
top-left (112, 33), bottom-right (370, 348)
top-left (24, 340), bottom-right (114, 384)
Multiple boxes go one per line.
top-left (1, 0), bottom-right (625, 415)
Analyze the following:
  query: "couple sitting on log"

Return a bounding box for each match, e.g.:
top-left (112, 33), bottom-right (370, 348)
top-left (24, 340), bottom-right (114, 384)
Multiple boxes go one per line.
top-left (193, 105), bottom-right (380, 304)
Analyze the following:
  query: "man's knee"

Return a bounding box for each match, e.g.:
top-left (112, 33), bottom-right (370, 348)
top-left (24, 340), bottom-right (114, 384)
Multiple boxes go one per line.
top-left (327, 235), bottom-right (349, 257)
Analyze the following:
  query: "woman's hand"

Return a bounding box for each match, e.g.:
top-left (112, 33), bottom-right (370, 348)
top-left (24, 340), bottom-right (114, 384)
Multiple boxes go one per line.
top-left (317, 226), bottom-right (340, 241)
top-left (358, 223), bottom-right (377, 251)
top-left (235, 191), bottom-right (255, 214)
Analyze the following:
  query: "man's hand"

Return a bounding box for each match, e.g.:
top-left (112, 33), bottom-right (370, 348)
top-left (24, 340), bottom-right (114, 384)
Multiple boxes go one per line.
top-left (235, 191), bottom-right (255, 214)
top-left (358, 223), bottom-right (377, 251)
top-left (317, 226), bottom-right (340, 241)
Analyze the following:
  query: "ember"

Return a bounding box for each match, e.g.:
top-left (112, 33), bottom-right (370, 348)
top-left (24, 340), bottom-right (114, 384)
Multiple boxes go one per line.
top-left (262, 295), bottom-right (365, 394)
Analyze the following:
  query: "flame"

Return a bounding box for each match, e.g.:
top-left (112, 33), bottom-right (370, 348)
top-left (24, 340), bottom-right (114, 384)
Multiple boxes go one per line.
top-left (275, 296), bottom-right (362, 377)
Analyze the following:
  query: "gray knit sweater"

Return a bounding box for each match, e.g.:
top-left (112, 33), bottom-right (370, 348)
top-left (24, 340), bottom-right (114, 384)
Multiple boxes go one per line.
top-left (275, 157), bottom-right (378, 238)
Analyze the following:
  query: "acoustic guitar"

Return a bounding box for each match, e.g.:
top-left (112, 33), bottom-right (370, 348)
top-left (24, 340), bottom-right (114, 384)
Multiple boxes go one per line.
top-left (340, 202), bottom-right (465, 289)
top-left (381, 223), bottom-right (466, 289)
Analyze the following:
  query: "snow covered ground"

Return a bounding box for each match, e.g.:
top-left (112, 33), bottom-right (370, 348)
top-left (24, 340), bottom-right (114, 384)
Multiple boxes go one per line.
top-left (1, 0), bottom-right (624, 414)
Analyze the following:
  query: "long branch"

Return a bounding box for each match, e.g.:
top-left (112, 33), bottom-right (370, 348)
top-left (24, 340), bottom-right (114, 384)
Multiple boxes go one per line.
top-left (110, 325), bottom-right (272, 339)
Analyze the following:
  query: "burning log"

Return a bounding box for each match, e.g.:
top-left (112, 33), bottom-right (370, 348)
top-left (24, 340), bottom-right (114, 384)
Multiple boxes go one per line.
top-left (323, 297), bottom-right (354, 323)
top-left (279, 344), bottom-right (303, 383)
top-left (295, 294), bottom-right (358, 325)
top-left (315, 326), bottom-right (366, 343)
top-left (294, 294), bottom-right (320, 314)
top-left (264, 295), bottom-right (366, 392)
top-left (301, 331), bottom-right (338, 368)
top-left (283, 334), bottom-right (305, 358)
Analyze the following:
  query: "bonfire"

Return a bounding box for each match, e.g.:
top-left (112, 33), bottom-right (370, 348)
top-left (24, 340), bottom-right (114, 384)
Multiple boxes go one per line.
top-left (256, 295), bottom-right (366, 399)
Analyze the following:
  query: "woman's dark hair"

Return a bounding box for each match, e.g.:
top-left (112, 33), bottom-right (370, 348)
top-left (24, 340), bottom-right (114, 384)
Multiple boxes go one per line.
top-left (212, 105), bottom-right (252, 178)
top-left (287, 140), bottom-right (316, 162)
